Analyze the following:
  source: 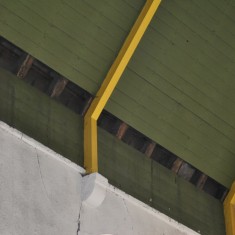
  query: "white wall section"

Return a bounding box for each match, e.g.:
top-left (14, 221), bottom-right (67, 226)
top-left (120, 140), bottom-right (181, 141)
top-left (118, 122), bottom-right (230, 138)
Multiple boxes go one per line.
top-left (0, 121), bottom-right (84, 235)
top-left (0, 121), bottom-right (199, 235)
top-left (80, 174), bottom-right (200, 235)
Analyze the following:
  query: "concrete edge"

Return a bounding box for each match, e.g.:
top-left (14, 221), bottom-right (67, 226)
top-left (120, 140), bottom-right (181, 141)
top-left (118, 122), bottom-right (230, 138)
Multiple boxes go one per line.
top-left (0, 120), bottom-right (200, 234)
top-left (0, 121), bottom-right (85, 174)
top-left (81, 173), bottom-right (108, 208)
top-left (95, 173), bottom-right (200, 235)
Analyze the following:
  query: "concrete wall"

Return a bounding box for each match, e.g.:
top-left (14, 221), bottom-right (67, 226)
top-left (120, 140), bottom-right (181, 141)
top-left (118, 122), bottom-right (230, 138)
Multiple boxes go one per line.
top-left (0, 121), bottom-right (200, 235)
top-left (0, 121), bottom-right (84, 235)
top-left (80, 174), bottom-right (200, 235)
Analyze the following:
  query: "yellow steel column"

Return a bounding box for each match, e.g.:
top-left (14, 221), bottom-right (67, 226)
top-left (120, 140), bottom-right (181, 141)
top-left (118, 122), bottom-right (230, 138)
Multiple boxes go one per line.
top-left (84, 0), bottom-right (162, 173)
top-left (224, 181), bottom-right (235, 235)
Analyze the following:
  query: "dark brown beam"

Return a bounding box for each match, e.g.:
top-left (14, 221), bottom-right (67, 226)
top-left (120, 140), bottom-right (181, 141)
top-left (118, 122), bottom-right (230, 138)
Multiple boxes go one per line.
top-left (116, 122), bottom-right (128, 140)
top-left (171, 158), bottom-right (183, 173)
top-left (16, 54), bottom-right (34, 78)
top-left (48, 77), bottom-right (68, 98)
top-left (196, 174), bottom-right (208, 190)
top-left (145, 141), bottom-right (156, 157)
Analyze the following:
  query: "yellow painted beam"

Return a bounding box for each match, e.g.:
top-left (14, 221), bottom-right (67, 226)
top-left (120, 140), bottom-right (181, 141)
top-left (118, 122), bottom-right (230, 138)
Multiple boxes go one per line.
top-left (224, 181), bottom-right (235, 235)
top-left (84, 0), bottom-right (162, 173)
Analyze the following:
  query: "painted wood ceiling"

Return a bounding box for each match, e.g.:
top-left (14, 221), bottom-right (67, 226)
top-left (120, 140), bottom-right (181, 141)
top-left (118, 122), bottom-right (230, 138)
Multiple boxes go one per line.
top-left (0, 0), bottom-right (235, 188)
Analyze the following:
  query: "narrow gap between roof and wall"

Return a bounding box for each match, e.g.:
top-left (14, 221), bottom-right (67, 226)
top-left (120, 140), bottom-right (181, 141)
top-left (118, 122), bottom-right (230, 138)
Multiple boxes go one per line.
top-left (84, 0), bottom-right (162, 173)
top-left (0, 34), bottom-right (228, 201)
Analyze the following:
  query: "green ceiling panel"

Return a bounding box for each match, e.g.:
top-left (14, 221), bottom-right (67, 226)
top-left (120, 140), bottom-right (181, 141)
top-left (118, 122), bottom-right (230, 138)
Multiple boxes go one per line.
top-left (0, 0), bottom-right (144, 94)
top-left (107, 0), bottom-right (235, 187)
top-left (0, 0), bottom-right (235, 187)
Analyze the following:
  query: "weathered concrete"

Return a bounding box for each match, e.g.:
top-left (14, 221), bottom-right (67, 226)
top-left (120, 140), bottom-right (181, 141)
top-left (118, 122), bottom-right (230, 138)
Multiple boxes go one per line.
top-left (0, 121), bottom-right (199, 235)
top-left (0, 121), bottom-right (84, 235)
top-left (80, 173), bottom-right (200, 235)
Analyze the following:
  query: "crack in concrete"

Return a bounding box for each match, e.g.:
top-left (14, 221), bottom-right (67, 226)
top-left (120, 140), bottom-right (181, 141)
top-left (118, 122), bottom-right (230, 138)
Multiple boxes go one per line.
top-left (77, 204), bottom-right (82, 235)
top-left (122, 198), bottom-right (130, 215)
top-left (122, 198), bottom-right (134, 232)
top-left (35, 148), bottom-right (50, 201)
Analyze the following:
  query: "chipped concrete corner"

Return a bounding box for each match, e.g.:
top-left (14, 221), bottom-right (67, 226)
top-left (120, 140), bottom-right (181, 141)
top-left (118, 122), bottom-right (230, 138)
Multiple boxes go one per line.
top-left (0, 121), bottom-right (199, 235)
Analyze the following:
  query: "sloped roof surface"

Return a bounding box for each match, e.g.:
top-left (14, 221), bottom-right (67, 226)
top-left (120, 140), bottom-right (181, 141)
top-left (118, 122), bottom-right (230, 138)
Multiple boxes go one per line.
top-left (0, 0), bottom-right (235, 187)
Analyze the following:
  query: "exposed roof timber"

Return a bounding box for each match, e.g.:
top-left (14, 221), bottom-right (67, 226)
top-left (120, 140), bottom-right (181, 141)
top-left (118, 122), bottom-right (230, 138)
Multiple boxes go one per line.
top-left (0, 35), bottom-right (228, 201)
top-left (144, 141), bottom-right (156, 157)
top-left (116, 122), bottom-right (129, 140)
top-left (197, 174), bottom-right (208, 190)
top-left (48, 76), bottom-right (68, 98)
top-left (224, 181), bottom-right (235, 235)
top-left (16, 54), bottom-right (34, 78)
top-left (171, 158), bottom-right (183, 173)
top-left (1, 0), bottom-right (235, 188)
top-left (84, 0), bottom-right (162, 173)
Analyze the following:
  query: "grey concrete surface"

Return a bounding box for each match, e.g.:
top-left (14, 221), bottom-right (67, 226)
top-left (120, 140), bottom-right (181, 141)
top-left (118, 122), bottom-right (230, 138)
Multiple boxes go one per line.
top-left (80, 175), bottom-right (200, 235)
top-left (0, 121), bottom-right (199, 235)
top-left (0, 122), bottom-right (83, 235)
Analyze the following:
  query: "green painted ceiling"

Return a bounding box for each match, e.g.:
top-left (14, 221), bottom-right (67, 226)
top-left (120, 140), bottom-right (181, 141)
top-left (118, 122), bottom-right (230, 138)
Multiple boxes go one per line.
top-left (0, 0), bottom-right (235, 187)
